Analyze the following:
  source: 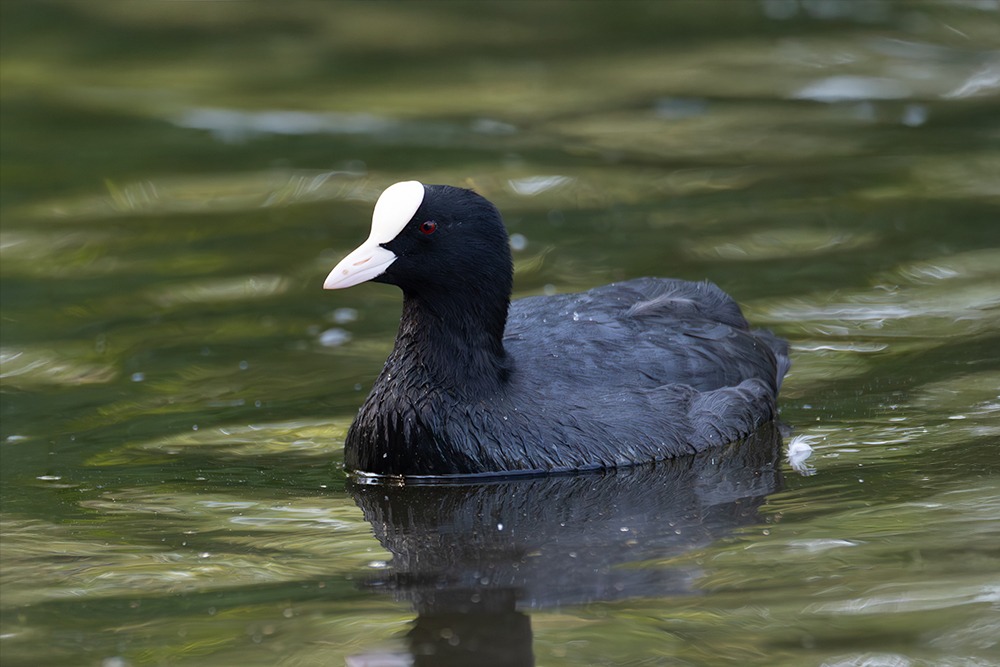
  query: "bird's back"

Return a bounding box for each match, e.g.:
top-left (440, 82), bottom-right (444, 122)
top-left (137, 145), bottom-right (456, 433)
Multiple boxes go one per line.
top-left (504, 277), bottom-right (788, 396)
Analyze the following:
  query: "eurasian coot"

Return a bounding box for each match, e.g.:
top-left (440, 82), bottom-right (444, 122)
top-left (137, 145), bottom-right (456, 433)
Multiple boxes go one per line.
top-left (325, 181), bottom-right (789, 476)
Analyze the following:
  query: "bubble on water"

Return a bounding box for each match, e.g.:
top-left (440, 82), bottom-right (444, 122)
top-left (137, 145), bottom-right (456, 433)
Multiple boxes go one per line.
top-left (331, 307), bottom-right (358, 324)
top-left (319, 328), bottom-right (352, 347)
top-left (901, 104), bottom-right (928, 127)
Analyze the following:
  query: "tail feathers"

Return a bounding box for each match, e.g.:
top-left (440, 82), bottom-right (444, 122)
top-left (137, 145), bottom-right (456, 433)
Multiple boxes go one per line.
top-left (686, 378), bottom-right (776, 452)
top-left (753, 328), bottom-right (791, 391)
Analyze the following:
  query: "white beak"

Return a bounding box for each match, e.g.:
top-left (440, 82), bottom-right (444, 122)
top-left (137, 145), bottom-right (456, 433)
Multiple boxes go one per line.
top-left (323, 240), bottom-right (397, 289)
top-left (323, 180), bottom-right (425, 290)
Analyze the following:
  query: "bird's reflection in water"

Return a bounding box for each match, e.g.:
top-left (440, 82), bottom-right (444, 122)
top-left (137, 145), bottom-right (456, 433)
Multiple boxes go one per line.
top-left (347, 424), bottom-right (784, 667)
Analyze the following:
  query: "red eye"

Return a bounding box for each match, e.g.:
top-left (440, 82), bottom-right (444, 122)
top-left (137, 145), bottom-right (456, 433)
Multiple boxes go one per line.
top-left (419, 220), bottom-right (437, 235)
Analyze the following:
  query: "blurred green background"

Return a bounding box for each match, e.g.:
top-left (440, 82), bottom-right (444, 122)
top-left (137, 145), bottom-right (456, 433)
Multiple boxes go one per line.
top-left (2, 2), bottom-right (999, 666)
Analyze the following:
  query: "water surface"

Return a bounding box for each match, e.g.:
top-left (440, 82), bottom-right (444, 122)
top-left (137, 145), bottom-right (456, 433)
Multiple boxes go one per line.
top-left (2, 2), bottom-right (999, 666)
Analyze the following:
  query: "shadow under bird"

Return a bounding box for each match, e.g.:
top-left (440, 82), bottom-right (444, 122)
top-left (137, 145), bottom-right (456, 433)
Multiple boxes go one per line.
top-left (324, 181), bottom-right (790, 477)
top-left (347, 424), bottom-right (784, 665)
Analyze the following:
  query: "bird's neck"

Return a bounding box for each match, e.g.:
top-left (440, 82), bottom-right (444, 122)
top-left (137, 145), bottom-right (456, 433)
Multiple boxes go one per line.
top-left (388, 288), bottom-right (511, 396)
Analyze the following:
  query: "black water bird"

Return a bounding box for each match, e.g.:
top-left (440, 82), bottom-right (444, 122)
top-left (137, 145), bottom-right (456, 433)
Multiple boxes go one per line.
top-left (324, 181), bottom-right (789, 476)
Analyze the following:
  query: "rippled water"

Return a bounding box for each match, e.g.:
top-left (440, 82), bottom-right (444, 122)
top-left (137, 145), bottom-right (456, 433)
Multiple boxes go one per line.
top-left (2, 3), bottom-right (999, 666)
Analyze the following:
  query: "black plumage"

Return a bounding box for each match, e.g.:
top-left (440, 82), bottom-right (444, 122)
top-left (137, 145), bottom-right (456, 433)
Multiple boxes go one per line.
top-left (331, 184), bottom-right (789, 476)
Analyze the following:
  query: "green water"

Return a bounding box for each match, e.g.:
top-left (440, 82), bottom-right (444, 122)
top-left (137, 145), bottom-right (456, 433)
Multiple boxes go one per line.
top-left (2, 2), bottom-right (999, 666)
